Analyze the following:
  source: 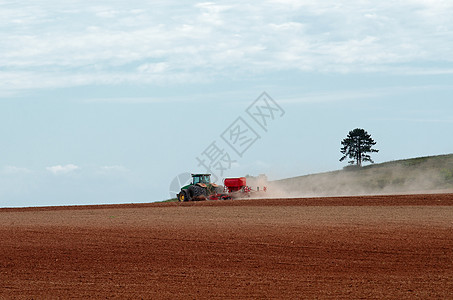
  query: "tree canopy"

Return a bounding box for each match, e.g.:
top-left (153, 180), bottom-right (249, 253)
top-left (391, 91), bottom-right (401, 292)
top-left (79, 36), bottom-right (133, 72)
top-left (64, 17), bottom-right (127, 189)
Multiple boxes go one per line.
top-left (340, 128), bottom-right (379, 167)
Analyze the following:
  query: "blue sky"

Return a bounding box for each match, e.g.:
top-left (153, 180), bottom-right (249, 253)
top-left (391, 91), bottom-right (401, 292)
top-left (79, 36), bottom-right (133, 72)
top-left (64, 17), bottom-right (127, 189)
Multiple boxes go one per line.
top-left (1, 0), bottom-right (452, 207)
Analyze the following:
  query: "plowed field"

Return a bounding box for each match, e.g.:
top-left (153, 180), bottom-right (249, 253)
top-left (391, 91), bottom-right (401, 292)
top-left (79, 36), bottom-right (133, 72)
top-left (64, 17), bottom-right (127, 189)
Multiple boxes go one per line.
top-left (1, 194), bottom-right (453, 299)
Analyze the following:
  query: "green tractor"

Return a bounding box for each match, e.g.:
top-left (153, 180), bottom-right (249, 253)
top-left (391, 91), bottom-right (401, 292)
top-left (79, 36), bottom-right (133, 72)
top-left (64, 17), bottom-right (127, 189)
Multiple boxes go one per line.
top-left (177, 174), bottom-right (226, 202)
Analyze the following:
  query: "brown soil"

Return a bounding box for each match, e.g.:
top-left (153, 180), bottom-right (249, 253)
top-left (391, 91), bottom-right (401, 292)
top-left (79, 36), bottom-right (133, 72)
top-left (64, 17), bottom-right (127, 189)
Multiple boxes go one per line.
top-left (1, 194), bottom-right (453, 299)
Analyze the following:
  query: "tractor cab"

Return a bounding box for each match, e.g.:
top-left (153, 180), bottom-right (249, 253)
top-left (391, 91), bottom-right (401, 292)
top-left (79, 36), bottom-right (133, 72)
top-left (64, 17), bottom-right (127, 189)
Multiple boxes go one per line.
top-left (192, 174), bottom-right (211, 185)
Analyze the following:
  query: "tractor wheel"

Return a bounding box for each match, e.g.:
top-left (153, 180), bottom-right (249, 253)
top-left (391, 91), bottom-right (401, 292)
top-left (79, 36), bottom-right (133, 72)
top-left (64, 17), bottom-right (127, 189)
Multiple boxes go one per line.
top-left (189, 185), bottom-right (207, 198)
top-left (178, 190), bottom-right (188, 202)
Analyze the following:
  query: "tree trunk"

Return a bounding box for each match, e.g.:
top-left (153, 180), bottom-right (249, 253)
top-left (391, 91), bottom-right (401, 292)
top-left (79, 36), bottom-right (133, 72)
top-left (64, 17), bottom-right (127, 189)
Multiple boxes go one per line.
top-left (357, 142), bottom-right (362, 167)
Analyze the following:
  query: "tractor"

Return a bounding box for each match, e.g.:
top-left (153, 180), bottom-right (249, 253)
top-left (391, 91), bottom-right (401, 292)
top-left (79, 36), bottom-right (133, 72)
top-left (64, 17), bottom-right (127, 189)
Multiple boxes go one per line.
top-left (177, 173), bottom-right (266, 202)
top-left (177, 174), bottom-right (229, 202)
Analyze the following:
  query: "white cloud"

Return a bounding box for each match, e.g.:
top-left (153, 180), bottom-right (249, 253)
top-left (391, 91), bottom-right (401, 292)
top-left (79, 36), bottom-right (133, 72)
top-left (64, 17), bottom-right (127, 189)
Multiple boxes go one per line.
top-left (137, 62), bottom-right (170, 73)
top-left (279, 84), bottom-right (453, 104)
top-left (2, 166), bottom-right (32, 174)
top-left (46, 164), bottom-right (80, 175)
top-left (0, 0), bottom-right (452, 93)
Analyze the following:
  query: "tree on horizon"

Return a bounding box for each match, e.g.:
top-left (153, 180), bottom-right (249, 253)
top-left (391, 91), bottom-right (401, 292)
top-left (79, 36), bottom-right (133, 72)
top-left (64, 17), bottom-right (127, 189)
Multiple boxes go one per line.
top-left (340, 128), bottom-right (379, 167)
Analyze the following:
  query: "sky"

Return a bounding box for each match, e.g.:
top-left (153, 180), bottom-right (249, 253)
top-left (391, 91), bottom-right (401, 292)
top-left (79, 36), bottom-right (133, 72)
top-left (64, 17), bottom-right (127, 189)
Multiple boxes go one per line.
top-left (1, 0), bottom-right (453, 207)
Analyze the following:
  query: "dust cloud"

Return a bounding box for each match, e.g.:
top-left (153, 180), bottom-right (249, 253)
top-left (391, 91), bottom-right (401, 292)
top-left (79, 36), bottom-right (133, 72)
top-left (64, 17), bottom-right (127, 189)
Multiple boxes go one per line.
top-left (246, 155), bottom-right (453, 198)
